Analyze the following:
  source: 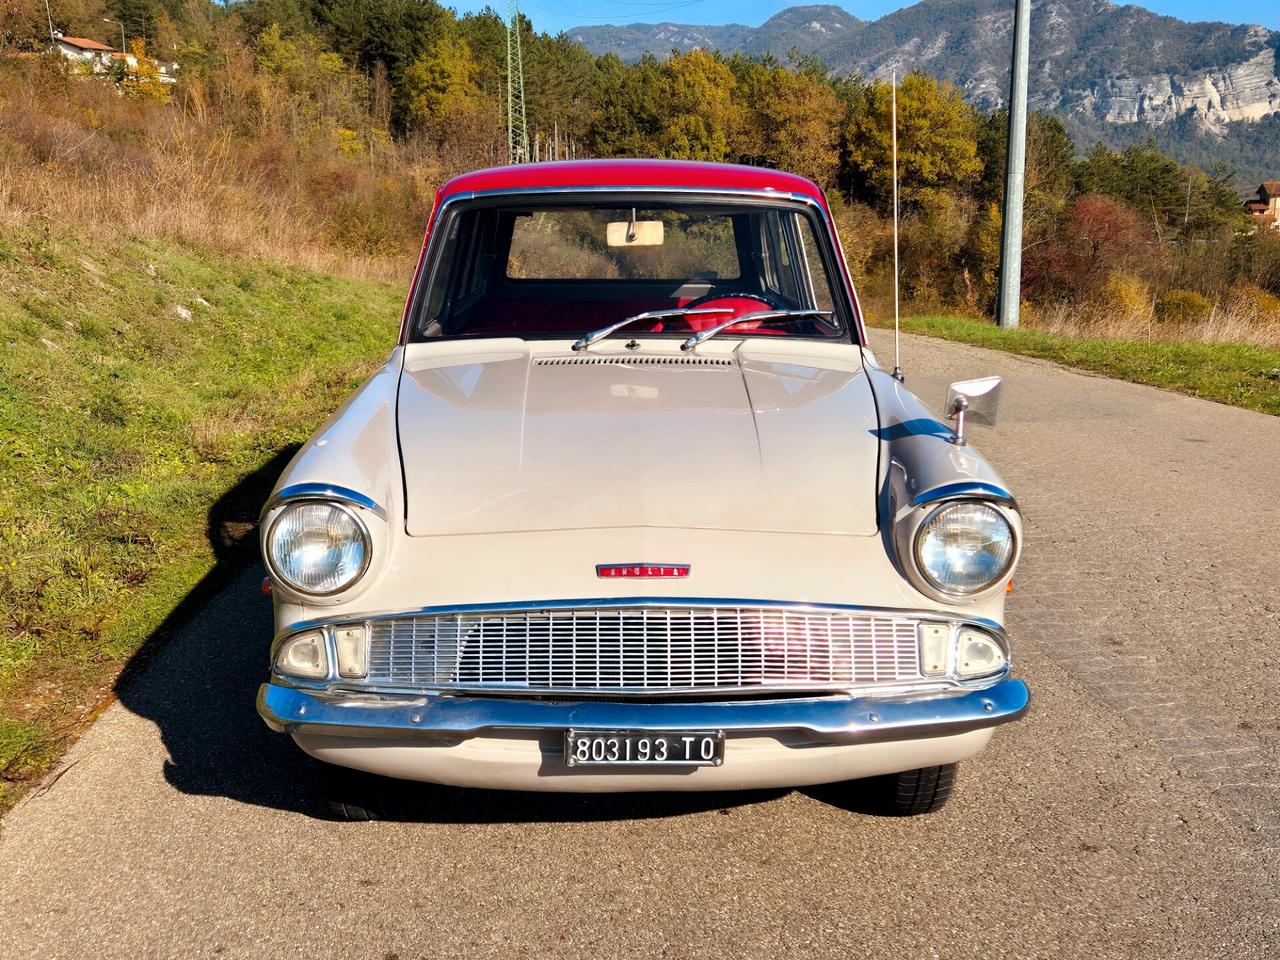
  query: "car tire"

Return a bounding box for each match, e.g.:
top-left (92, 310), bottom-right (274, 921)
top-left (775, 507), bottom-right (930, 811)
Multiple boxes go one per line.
top-left (318, 763), bottom-right (387, 821)
top-left (867, 763), bottom-right (958, 816)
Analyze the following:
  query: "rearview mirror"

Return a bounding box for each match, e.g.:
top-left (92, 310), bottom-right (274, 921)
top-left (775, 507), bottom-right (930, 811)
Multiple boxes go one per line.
top-left (944, 376), bottom-right (1002, 445)
top-left (607, 219), bottom-right (664, 247)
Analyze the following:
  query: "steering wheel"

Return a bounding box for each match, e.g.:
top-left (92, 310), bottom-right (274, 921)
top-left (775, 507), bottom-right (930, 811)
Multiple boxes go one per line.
top-left (678, 291), bottom-right (788, 332)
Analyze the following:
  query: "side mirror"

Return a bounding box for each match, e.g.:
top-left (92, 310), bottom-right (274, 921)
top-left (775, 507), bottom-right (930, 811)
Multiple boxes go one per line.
top-left (945, 376), bottom-right (1002, 445)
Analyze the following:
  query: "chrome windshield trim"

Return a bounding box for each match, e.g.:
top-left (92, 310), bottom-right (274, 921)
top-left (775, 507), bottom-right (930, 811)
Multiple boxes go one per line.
top-left (260, 483), bottom-right (386, 522)
top-left (257, 677), bottom-right (1030, 742)
top-left (275, 596), bottom-right (1007, 643)
top-left (406, 186), bottom-right (862, 348)
top-left (911, 481), bottom-right (1017, 509)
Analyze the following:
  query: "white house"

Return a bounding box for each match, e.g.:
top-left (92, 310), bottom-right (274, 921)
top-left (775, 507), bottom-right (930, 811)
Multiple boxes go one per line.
top-left (52, 33), bottom-right (176, 82)
top-left (53, 34), bottom-right (119, 72)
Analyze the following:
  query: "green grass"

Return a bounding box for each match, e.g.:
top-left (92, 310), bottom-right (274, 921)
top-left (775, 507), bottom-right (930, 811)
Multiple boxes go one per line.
top-left (0, 228), bottom-right (403, 809)
top-left (890, 315), bottom-right (1280, 416)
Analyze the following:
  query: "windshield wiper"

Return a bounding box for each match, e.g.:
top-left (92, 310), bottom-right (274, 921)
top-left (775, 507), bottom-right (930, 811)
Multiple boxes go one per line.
top-left (680, 309), bottom-right (833, 351)
top-left (571, 307), bottom-right (734, 351)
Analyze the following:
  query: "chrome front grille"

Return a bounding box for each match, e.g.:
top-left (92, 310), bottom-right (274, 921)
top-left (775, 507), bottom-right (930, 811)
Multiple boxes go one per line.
top-left (364, 606), bottom-right (923, 695)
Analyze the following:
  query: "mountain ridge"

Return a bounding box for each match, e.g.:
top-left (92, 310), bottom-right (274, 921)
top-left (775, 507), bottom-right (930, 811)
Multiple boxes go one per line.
top-left (571, 1), bottom-right (1280, 182)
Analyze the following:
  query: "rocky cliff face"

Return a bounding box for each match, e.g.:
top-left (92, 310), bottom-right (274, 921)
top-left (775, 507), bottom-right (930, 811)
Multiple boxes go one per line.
top-left (1058, 47), bottom-right (1280, 133)
top-left (573, 1), bottom-right (1280, 134)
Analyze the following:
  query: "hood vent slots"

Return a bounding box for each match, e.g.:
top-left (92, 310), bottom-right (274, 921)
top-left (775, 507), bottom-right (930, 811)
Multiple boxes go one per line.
top-left (535, 356), bottom-right (734, 367)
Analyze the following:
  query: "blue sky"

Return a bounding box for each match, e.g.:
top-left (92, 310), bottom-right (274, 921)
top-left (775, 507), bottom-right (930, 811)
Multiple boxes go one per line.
top-left (461, 0), bottom-right (1277, 35)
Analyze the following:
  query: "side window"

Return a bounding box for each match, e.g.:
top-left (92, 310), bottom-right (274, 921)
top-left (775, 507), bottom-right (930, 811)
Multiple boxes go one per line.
top-left (759, 210), bottom-right (801, 305)
top-left (421, 215), bottom-right (463, 336)
top-left (796, 216), bottom-right (835, 313)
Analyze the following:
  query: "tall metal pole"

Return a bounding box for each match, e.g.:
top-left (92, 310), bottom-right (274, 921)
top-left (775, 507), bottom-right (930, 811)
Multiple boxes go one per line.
top-left (996, 0), bottom-right (1031, 328)
top-left (890, 70), bottom-right (903, 382)
top-left (505, 0), bottom-right (529, 165)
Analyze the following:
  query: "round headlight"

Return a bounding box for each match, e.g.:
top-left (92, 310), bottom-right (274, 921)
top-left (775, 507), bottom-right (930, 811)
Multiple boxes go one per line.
top-left (914, 501), bottom-right (1015, 596)
top-left (266, 501), bottom-right (370, 595)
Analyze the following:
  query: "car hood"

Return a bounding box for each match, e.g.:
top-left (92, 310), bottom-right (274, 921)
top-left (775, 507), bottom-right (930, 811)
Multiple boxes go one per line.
top-left (396, 339), bottom-right (880, 537)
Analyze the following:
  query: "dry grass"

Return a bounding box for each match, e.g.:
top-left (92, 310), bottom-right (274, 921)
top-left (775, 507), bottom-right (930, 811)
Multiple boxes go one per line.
top-left (0, 57), bottom-right (432, 282)
top-left (1023, 297), bottom-right (1280, 349)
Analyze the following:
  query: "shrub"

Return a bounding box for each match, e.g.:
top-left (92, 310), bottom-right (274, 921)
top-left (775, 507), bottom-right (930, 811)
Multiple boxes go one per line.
top-left (1098, 270), bottom-right (1153, 323)
top-left (1156, 290), bottom-right (1213, 324)
top-left (1225, 283), bottom-right (1280, 320)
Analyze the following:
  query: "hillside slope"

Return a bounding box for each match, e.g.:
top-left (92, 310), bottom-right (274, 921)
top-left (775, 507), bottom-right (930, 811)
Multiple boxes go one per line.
top-left (0, 228), bottom-right (404, 808)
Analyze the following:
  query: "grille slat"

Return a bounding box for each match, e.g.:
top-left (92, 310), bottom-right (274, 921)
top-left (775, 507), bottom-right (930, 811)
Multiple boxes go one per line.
top-left (533, 356), bottom-right (734, 367)
top-left (364, 606), bottom-right (923, 694)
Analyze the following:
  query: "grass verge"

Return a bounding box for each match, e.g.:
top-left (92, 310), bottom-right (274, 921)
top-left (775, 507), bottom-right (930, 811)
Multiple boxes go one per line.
top-left (0, 227), bottom-right (403, 811)
top-left (888, 315), bottom-right (1280, 416)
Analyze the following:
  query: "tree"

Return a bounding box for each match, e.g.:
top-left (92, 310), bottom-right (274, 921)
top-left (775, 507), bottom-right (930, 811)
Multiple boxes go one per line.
top-left (1024, 194), bottom-right (1155, 300)
top-left (313, 0), bottom-right (449, 132)
top-left (118, 38), bottom-right (170, 101)
top-left (1076, 138), bottom-right (1187, 241)
top-left (583, 53), bottom-right (660, 158)
top-left (656, 49), bottom-right (740, 162)
top-left (732, 56), bottom-right (841, 186)
top-left (106, 0), bottom-right (160, 41)
top-left (403, 35), bottom-right (483, 131)
top-left (2, 0), bottom-right (106, 51)
top-left (842, 71), bottom-right (982, 212)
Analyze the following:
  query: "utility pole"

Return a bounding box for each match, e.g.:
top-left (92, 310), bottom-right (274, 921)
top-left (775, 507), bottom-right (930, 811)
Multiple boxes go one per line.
top-left (505, 0), bottom-right (529, 165)
top-left (996, 0), bottom-right (1031, 328)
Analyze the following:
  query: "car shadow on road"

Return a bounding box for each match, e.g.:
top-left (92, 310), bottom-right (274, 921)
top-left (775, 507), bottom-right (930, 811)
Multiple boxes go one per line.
top-left (111, 454), bottom-right (792, 824)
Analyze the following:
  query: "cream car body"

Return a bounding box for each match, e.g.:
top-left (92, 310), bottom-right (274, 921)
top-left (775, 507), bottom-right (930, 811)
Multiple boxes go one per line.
top-left (256, 160), bottom-right (1028, 812)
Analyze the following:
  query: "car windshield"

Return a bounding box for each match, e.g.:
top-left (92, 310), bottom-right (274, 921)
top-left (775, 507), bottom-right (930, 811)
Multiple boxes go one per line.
top-left (411, 198), bottom-right (849, 343)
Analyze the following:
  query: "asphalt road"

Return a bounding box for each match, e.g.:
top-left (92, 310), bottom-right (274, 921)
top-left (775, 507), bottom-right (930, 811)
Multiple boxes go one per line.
top-left (2, 330), bottom-right (1277, 960)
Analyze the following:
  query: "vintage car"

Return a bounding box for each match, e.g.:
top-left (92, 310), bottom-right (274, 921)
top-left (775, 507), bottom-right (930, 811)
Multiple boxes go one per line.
top-left (255, 159), bottom-right (1029, 819)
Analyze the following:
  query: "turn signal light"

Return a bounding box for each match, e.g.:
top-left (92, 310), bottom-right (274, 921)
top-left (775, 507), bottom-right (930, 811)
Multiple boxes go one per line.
top-left (275, 630), bottom-right (328, 680)
top-left (918, 623), bottom-right (949, 676)
top-left (334, 624), bottom-right (369, 679)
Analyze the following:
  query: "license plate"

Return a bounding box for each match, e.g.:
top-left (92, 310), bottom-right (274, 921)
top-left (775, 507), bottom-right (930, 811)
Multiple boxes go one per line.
top-left (564, 729), bottom-right (724, 768)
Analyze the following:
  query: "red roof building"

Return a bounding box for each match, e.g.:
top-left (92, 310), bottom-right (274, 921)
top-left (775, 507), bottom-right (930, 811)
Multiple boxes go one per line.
top-left (56, 36), bottom-right (115, 52)
top-left (1248, 182), bottom-right (1280, 230)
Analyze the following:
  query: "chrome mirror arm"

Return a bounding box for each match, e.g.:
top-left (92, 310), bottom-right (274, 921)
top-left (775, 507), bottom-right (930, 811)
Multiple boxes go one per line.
top-left (947, 396), bottom-right (970, 446)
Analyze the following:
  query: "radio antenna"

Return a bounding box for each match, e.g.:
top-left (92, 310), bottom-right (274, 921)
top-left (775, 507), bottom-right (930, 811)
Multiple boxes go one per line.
top-left (890, 69), bottom-right (904, 383)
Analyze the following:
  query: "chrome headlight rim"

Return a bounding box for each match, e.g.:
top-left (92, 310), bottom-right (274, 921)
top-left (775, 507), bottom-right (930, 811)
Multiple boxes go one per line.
top-left (911, 499), bottom-right (1018, 601)
top-left (264, 499), bottom-right (373, 598)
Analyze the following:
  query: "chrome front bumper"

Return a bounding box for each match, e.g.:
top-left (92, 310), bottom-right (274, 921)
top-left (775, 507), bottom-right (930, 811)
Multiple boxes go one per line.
top-left (257, 678), bottom-right (1029, 745)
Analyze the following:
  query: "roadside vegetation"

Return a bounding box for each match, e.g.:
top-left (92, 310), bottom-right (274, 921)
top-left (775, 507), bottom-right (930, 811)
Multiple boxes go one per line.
top-left (0, 228), bottom-right (401, 809)
top-left (4, 0), bottom-right (1280, 325)
top-left (884, 316), bottom-right (1280, 416)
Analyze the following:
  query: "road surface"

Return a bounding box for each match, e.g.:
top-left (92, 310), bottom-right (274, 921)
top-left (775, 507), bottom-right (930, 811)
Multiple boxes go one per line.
top-left (2, 330), bottom-right (1277, 959)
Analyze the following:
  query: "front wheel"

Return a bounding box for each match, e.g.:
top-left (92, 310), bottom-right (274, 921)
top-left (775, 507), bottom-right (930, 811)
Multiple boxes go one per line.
top-left (863, 762), bottom-right (958, 816)
top-left (317, 762), bottom-right (388, 821)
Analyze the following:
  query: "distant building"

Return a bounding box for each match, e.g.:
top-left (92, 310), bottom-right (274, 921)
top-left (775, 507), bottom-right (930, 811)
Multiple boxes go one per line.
top-left (1247, 182), bottom-right (1280, 230)
top-left (53, 34), bottom-right (117, 72)
top-left (51, 32), bottom-right (174, 83)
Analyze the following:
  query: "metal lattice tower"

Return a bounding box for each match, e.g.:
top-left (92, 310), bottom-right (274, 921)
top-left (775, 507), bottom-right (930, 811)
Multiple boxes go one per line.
top-left (505, 0), bottom-right (530, 164)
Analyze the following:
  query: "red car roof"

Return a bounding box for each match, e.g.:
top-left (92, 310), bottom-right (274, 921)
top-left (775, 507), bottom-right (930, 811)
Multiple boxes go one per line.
top-left (438, 160), bottom-right (826, 204)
